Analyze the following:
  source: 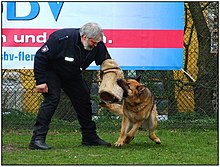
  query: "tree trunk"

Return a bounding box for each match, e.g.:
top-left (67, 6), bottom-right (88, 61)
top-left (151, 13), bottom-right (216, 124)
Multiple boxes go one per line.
top-left (188, 2), bottom-right (218, 115)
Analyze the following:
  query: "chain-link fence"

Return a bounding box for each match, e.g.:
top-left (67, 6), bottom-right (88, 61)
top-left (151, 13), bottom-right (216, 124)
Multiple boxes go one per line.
top-left (2, 2), bottom-right (218, 131)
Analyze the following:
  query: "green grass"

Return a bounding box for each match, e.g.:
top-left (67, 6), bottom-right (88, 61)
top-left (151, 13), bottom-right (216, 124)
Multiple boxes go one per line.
top-left (2, 128), bottom-right (218, 165)
top-left (2, 111), bottom-right (218, 165)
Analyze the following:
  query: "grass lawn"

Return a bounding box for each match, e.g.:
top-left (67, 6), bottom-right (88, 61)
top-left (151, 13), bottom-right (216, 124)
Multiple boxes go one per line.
top-left (2, 128), bottom-right (218, 165)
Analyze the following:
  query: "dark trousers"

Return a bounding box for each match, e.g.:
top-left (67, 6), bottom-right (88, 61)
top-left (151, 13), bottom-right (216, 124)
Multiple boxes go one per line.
top-left (31, 71), bottom-right (97, 142)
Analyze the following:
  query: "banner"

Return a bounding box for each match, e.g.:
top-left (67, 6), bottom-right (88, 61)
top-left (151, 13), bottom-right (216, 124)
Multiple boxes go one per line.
top-left (2, 2), bottom-right (184, 70)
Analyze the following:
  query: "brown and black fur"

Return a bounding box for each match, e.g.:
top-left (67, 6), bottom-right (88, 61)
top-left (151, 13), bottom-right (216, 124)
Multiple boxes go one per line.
top-left (100, 76), bottom-right (161, 147)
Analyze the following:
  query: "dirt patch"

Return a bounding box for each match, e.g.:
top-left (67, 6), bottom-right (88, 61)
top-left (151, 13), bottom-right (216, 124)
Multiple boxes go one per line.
top-left (2, 144), bottom-right (29, 152)
top-left (2, 144), bottom-right (16, 152)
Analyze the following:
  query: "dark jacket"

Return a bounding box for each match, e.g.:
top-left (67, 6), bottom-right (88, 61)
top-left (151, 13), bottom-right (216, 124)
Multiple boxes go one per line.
top-left (34, 28), bottom-right (111, 85)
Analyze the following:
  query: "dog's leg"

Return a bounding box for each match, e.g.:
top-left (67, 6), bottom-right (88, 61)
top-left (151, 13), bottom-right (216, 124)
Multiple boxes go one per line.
top-left (148, 105), bottom-right (161, 144)
top-left (124, 120), bottom-right (144, 144)
top-left (115, 116), bottom-right (129, 147)
top-left (126, 122), bottom-right (133, 133)
top-left (99, 102), bottom-right (123, 116)
top-left (123, 122), bottom-right (134, 143)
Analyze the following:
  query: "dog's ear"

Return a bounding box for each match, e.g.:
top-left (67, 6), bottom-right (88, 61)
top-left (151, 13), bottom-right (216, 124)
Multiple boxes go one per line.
top-left (135, 75), bottom-right (142, 82)
top-left (137, 85), bottom-right (146, 94)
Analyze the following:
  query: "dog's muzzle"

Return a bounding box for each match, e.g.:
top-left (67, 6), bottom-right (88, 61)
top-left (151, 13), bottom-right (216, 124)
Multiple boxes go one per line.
top-left (117, 78), bottom-right (129, 97)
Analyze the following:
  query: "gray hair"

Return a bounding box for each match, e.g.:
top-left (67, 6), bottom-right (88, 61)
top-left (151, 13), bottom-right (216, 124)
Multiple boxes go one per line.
top-left (79, 22), bottom-right (103, 40)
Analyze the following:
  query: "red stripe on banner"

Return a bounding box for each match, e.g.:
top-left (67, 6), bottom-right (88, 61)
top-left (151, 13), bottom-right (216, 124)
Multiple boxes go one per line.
top-left (104, 29), bottom-right (183, 48)
top-left (2, 28), bottom-right (183, 48)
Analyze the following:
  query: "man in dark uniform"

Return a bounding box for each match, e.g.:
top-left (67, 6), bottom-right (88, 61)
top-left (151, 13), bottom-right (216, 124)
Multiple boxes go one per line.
top-left (29, 22), bottom-right (111, 150)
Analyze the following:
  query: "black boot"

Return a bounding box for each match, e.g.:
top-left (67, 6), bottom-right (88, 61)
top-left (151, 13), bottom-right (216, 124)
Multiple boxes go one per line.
top-left (29, 138), bottom-right (52, 150)
top-left (82, 133), bottom-right (111, 147)
top-left (29, 121), bottom-right (51, 150)
top-left (29, 103), bottom-right (54, 150)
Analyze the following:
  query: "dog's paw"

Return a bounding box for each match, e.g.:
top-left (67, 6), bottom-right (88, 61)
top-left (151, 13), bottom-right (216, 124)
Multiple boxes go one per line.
top-left (155, 138), bottom-right (161, 144)
top-left (149, 136), bottom-right (161, 144)
top-left (124, 135), bottom-right (134, 144)
top-left (115, 140), bottom-right (124, 147)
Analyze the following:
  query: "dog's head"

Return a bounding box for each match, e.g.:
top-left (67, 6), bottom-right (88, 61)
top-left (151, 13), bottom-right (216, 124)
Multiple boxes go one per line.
top-left (117, 75), bottom-right (146, 98)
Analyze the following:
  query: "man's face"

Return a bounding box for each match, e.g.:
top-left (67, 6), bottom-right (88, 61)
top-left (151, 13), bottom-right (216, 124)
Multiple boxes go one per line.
top-left (82, 36), bottom-right (100, 51)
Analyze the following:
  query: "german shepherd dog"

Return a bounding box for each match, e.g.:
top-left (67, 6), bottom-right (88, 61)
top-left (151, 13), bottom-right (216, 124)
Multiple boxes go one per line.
top-left (100, 76), bottom-right (161, 147)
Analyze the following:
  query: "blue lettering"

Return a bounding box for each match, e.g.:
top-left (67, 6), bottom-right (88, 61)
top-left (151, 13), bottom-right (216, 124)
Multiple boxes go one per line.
top-left (7, 2), bottom-right (40, 20)
top-left (48, 2), bottom-right (63, 21)
top-left (2, 52), bottom-right (14, 61)
top-left (6, 2), bottom-right (63, 21)
top-left (18, 52), bottom-right (35, 61)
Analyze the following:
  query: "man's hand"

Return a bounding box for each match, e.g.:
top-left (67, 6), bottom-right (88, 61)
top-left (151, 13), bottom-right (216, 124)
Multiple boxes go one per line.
top-left (36, 83), bottom-right (48, 93)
